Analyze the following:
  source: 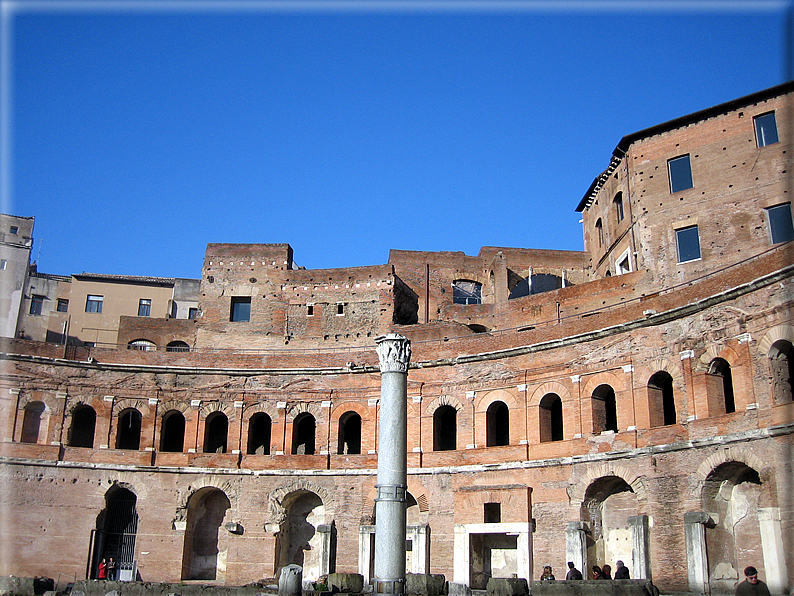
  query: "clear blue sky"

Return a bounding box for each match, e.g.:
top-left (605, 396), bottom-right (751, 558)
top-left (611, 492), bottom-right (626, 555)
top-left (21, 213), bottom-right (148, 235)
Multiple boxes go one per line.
top-left (3, 0), bottom-right (790, 279)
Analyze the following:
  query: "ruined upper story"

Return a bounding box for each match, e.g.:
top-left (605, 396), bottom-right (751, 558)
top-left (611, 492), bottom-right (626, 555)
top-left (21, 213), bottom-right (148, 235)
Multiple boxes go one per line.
top-left (578, 80), bottom-right (793, 285)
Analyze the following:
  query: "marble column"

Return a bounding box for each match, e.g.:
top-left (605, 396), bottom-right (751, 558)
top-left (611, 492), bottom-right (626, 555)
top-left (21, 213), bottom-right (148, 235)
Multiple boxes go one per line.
top-left (628, 515), bottom-right (651, 579)
top-left (758, 507), bottom-right (789, 595)
top-left (373, 334), bottom-right (411, 594)
top-left (684, 511), bottom-right (714, 595)
top-left (565, 521), bottom-right (587, 577)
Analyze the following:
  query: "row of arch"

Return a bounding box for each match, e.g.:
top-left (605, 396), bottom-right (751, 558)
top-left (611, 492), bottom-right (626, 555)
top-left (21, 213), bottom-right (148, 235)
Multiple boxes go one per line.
top-left (17, 337), bottom-right (794, 452)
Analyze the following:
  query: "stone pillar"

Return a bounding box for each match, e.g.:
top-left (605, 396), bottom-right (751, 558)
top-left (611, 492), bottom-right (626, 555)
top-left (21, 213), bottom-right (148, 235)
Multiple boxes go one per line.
top-left (408, 525), bottom-right (430, 574)
top-left (628, 515), bottom-right (651, 579)
top-left (317, 522), bottom-right (336, 577)
top-left (358, 525), bottom-right (375, 584)
top-left (373, 334), bottom-right (411, 595)
top-left (684, 512), bottom-right (713, 595)
top-left (758, 508), bottom-right (789, 595)
top-left (565, 522), bottom-right (587, 577)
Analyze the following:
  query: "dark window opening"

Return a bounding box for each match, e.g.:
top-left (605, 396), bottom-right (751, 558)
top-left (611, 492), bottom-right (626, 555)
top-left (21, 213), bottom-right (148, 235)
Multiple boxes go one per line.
top-left (188, 307), bottom-right (198, 320)
top-left (86, 295), bottom-right (103, 314)
top-left (160, 411), bottom-right (186, 452)
top-left (539, 393), bottom-right (564, 442)
top-left (69, 405), bottom-right (96, 448)
top-left (307, 304), bottom-right (314, 316)
top-left (676, 225), bottom-right (701, 263)
top-left (484, 502), bottom-right (501, 523)
top-left (92, 486), bottom-right (138, 580)
top-left (767, 203), bottom-right (794, 244)
top-left (203, 412), bottom-right (228, 453)
top-left (755, 111), bottom-right (779, 147)
top-left (614, 191), bottom-right (624, 223)
top-left (21, 401), bottom-right (45, 444)
top-left (230, 297), bottom-right (251, 322)
top-left (649, 371), bottom-right (676, 427)
top-left (486, 401), bottom-right (509, 447)
top-left (29, 295), bottom-right (44, 315)
top-left (116, 409), bottom-right (142, 450)
top-left (592, 385), bottom-right (618, 433)
top-left (668, 154), bottom-right (693, 193)
top-left (453, 280), bottom-right (482, 305)
top-left (247, 413), bottom-right (272, 455)
top-left (57, 298), bottom-right (69, 313)
top-left (337, 303), bottom-right (345, 315)
top-left (709, 358), bottom-right (735, 414)
top-left (433, 405), bottom-right (457, 451)
top-left (292, 413), bottom-right (316, 455)
top-left (595, 218), bottom-right (604, 247)
top-left (337, 411), bottom-right (362, 454)
top-left (166, 341), bottom-right (190, 352)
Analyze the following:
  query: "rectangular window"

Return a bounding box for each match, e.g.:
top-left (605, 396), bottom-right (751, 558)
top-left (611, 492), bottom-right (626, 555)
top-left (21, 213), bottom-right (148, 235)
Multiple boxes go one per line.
top-left (337, 303), bottom-right (345, 315)
top-left (138, 298), bottom-right (152, 317)
top-left (676, 225), bottom-right (701, 263)
top-left (85, 294), bottom-right (103, 313)
top-left (56, 298), bottom-right (69, 313)
top-left (617, 249), bottom-right (632, 275)
top-left (9, 226), bottom-right (18, 235)
top-left (0, 259), bottom-right (6, 270)
top-left (307, 304), bottom-right (314, 316)
top-left (668, 155), bottom-right (693, 193)
top-left (29, 295), bottom-right (44, 315)
top-left (755, 112), bottom-right (779, 147)
top-left (188, 307), bottom-right (198, 320)
top-left (484, 502), bottom-right (501, 523)
top-left (767, 203), bottom-right (794, 244)
top-left (230, 297), bottom-right (251, 322)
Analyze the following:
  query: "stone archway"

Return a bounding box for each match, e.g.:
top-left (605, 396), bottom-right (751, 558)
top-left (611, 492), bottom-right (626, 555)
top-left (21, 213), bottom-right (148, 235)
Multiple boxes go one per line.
top-left (274, 489), bottom-right (333, 583)
top-left (181, 487), bottom-right (231, 581)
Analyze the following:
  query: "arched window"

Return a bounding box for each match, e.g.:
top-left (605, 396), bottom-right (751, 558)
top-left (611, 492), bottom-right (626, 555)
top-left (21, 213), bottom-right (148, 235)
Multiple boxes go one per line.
top-left (708, 358), bottom-right (735, 414)
top-left (69, 405), bottom-right (96, 448)
top-left (337, 411), bottom-right (362, 455)
top-left (433, 405), bottom-right (457, 451)
top-left (160, 410), bottom-right (186, 452)
top-left (247, 412), bottom-right (272, 455)
top-left (595, 218), bottom-right (604, 247)
top-left (539, 393), bottom-right (563, 442)
top-left (292, 413), bottom-right (316, 455)
top-left (592, 384), bottom-right (617, 433)
top-left (452, 280), bottom-right (482, 305)
top-left (116, 409), bottom-right (142, 450)
top-left (166, 341), bottom-right (190, 352)
top-left (127, 339), bottom-right (156, 351)
top-left (203, 411), bottom-right (228, 454)
top-left (769, 339), bottom-right (793, 403)
top-left (648, 371), bottom-right (676, 427)
top-left (20, 401), bottom-right (45, 444)
top-left (614, 191), bottom-right (624, 223)
top-left (486, 401), bottom-right (509, 446)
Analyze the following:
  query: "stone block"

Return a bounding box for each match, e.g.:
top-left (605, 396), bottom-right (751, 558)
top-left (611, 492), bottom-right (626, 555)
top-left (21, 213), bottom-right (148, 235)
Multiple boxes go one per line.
top-left (327, 574), bottom-right (364, 594)
top-left (528, 580), bottom-right (659, 596)
top-left (485, 578), bottom-right (528, 596)
top-left (405, 574), bottom-right (446, 596)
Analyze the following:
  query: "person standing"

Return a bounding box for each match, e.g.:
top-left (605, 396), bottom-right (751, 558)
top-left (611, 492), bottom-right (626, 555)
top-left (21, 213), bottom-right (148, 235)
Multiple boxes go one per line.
top-left (97, 559), bottom-right (107, 580)
top-left (615, 560), bottom-right (630, 579)
top-left (602, 564), bottom-right (612, 579)
top-left (106, 558), bottom-right (117, 581)
top-left (566, 562), bottom-right (583, 580)
top-left (735, 567), bottom-right (771, 596)
top-left (592, 566), bottom-right (608, 580)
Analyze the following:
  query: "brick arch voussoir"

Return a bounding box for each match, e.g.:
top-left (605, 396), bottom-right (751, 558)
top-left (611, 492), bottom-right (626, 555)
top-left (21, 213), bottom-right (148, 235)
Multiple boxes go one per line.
top-left (174, 476), bottom-right (240, 521)
top-left (331, 401), bottom-right (369, 422)
top-left (582, 371), bottom-right (625, 397)
top-left (361, 481), bottom-right (430, 523)
top-left (286, 402), bottom-right (323, 422)
top-left (159, 400), bottom-right (191, 417)
top-left (199, 401), bottom-right (236, 420)
top-left (243, 401), bottom-right (279, 421)
top-left (114, 398), bottom-right (150, 416)
top-left (18, 390), bottom-right (57, 412)
top-left (695, 345), bottom-right (741, 373)
top-left (267, 479), bottom-right (335, 525)
top-left (529, 381), bottom-right (571, 407)
top-left (474, 388), bottom-right (520, 412)
top-left (569, 463), bottom-right (646, 507)
top-left (636, 358), bottom-right (683, 387)
top-left (425, 394), bottom-right (464, 415)
top-left (758, 324), bottom-right (794, 356)
top-left (695, 446), bottom-right (767, 483)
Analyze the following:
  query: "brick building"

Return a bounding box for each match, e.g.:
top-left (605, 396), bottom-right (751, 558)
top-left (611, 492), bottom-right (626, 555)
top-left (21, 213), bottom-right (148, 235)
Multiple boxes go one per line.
top-left (0, 82), bottom-right (792, 594)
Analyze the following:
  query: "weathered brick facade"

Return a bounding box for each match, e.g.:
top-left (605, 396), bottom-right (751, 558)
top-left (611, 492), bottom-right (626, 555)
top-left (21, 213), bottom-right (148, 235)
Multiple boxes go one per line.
top-left (1, 83), bottom-right (792, 594)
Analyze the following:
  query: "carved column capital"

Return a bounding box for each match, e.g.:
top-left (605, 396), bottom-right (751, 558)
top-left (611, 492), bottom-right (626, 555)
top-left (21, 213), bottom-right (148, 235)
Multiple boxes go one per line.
top-left (375, 334), bottom-right (411, 373)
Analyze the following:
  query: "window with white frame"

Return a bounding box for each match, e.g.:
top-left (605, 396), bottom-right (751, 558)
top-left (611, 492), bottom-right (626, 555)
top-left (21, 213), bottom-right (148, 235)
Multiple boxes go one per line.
top-left (85, 294), bottom-right (103, 313)
top-left (616, 248), bottom-right (632, 275)
top-left (668, 155), bottom-right (693, 193)
top-left (138, 298), bottom-right (152, 317)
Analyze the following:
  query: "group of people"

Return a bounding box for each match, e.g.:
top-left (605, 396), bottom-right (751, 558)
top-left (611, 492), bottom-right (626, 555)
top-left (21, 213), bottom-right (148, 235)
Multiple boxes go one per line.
top-left (538, 561), bottom-right (631, 581)
top-left (97, 557), bottom-right (117, 581)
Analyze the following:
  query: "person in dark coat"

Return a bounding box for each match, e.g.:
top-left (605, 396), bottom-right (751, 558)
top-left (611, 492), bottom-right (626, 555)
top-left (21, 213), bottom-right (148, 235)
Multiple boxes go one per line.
top-left (602, 565), bottom-right (612, 579)
top-left (107, 558), bottom-right (117, 581)
top-left (735, 567), bottom-right (771, 596)
top-left (566, 562), bottom-right (583, 580)
top-left (615, 560), bottom-right (630, 579)
top-left (592, 566), bottom-right (608, 580)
